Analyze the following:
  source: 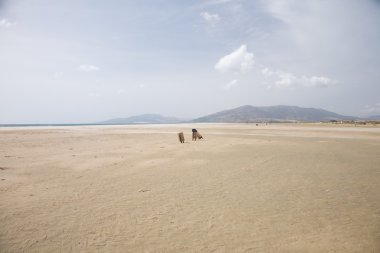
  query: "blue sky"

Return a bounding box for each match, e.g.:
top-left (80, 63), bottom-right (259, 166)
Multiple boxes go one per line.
top-left (1, 0), bottom-right (380, 123)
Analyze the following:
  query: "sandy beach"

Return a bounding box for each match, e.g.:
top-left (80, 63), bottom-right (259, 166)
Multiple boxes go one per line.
top-left (0, 123), bottom-right (379, 252)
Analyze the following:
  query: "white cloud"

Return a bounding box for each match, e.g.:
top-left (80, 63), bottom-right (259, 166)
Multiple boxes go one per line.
top-left (215, 47), bottom-right (336, 88)
top-left (261, 67), bottom-right (275, 77)
top-left (302, 76), bottom-right (338, 88)
top-left (200, 12), bottom-right (221, 26)
top-left (88, 92), bottom-right (101, 98)
top-left (53, 71), bottom-right (63, 79)
top-left (261, 68), bottom-right (297, 87)
top-left (78, 64), bottom-right (100, 72)
top-left (206, 0), bottom-right (235, 4)
top-left (199, 0), bottom-right (235, 7)
top-left (116, 88), bottom-right (125, 94)
top-left (261, 67), bottom-right (337, 88)
top-left (215, 45), bottom-right (254, 73)
top-left (275, 72), bottom-right (298, 87)
top-left (223, 79), bottom-right (238, 90)
top-left (262, 0), bottom-right (295, 24)
top-left (0, 18), bottom-right (17, 28)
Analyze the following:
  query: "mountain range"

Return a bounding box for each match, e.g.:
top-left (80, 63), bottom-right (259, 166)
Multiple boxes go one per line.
top-left (98, 114), bottom-right (182, 124)
top-left (192, 105), bottom-right (355, 123)
top-left (97, 105), bottom-right (376, 124)
top-left (366, 115), bottom-right (380, 120)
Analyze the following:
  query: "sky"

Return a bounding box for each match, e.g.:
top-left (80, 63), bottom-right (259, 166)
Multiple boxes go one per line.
top-left (1, 0), bottom-right (380, 123)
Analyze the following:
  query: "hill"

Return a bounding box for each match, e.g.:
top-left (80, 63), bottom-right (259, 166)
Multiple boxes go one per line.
top-left (98, 114), bottom-right (181, 124)
top-left (192, 105), bottom-right (355, 123)
top-left (366, 115), bottom-right (380, 120)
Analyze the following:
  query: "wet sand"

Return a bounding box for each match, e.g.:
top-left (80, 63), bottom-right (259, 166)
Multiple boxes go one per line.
top-left (0, 123), bottom-right (380, 252)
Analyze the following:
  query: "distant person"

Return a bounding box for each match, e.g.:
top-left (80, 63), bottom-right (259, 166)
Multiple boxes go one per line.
top-left (178, 132), bottom-right (185, 143)
top-left (192, 128), bottom-right (203, 141)
top-left (192, 128), bottom-right (197, 141)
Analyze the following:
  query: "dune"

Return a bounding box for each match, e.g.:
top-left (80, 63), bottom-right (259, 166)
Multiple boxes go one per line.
top-left (0, 123), bottom-right (379, 252)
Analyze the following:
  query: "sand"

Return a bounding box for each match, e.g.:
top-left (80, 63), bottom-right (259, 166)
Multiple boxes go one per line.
top-left (0, 123), bottom-right (379, 252)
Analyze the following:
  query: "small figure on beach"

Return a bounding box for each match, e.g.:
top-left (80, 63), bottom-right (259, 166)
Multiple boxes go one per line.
top-left (178, 132), bottom-right (185, 143)
top-left (192, 128), bottom-right (203, 141)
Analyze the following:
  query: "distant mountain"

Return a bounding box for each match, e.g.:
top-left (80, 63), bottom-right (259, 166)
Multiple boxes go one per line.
top-left (192, 105), bottom-right (356, 123)
top-left (98, 114), bottom-right (181, 124)
top-left (366, 115), bottom-right (380, 120)
top-left (96, 105), bottom-right (362, 125)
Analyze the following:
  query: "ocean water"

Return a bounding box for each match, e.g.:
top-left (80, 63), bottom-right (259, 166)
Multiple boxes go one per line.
top-left (0, 122), bottom-right (178, 128)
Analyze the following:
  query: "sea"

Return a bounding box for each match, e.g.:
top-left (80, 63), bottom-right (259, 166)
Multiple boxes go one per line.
top-left (0, 123), bottom-right (178, 128)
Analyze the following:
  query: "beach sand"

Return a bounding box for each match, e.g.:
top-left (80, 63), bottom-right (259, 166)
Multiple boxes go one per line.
top-left (0, 123), bottom-right (380, 252)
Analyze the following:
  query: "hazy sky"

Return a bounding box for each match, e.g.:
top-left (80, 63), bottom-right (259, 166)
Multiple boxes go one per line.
top-left (1, 0), bottom-right (380, 123)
